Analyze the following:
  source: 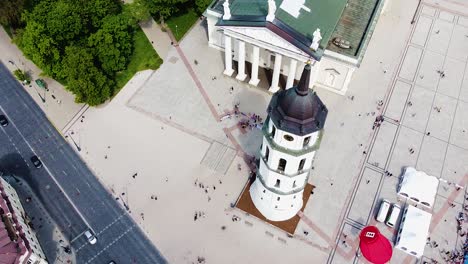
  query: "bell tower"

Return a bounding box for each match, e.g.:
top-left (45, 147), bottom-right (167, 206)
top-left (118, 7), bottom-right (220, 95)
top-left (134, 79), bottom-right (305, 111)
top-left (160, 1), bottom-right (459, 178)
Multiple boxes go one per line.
top-left (249, 63), bottom-right (328, 221)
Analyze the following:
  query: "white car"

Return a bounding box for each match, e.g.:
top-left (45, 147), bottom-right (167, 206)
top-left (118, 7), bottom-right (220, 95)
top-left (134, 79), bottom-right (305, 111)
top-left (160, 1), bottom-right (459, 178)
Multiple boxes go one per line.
top-left (84, 230), bottom-right (97, 245)
top-left (376, 199), bottom-right (391, 223)
top-left (385, 204), bottom-right (401, 228)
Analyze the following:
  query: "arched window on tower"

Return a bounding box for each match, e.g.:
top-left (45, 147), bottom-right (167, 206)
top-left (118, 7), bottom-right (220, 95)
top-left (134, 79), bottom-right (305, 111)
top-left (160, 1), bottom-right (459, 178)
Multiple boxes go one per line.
top-left (278, 158), bottom-right (286, 172)
top-left (275, 179), bottom-right (281, 187)
top-left (298, 158), bottom-right (306, 171)
top-left (303, 136), bottom-right (311, 147)
top-left (292, 180), bottom-right (297, 188)
top-left (265, 146), bottom-right (270, 162)
top-left (271, 125), bottom-right (276, 138)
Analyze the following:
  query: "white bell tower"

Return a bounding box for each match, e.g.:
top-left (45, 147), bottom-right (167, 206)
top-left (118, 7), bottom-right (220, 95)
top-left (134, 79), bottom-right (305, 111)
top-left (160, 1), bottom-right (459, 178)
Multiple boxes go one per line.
top-left (250, 63), bottom-right (328, 221)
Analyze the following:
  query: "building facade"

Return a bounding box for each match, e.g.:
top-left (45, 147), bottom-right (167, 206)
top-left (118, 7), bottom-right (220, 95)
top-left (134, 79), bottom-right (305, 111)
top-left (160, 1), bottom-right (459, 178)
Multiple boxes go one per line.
top-left (205, 0), bottom-right (386, 95)
top-left (250, 64), bottom-right (327, 221)
top-left (0, 177), bottom-right (47, 264)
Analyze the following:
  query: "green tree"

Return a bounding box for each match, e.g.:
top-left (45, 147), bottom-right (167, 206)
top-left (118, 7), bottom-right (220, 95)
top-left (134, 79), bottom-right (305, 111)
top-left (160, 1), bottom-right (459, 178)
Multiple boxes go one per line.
top-left (144, 0), bottom-right (190, 19)
top-left (62, 46), bottom-right (112, 105)
top-left (125, 0), bottom-right (151, 23)
top-left (88, 13), bottom-right (134, 75)
top-left (16, 21), bottom-right (61, 76)
top-left (45, 0), bottom-right (84, 43)
top-left (194, 0), bottom-right (211, 14)
top-left (0, 0), bottom-right (25, 28)
top-left (82, 0), bottom-right (120, 29)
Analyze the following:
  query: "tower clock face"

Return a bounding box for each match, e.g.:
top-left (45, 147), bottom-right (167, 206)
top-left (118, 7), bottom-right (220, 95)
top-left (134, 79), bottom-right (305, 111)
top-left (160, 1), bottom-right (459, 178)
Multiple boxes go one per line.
top-left (283, 135), bottom-right (294, 142)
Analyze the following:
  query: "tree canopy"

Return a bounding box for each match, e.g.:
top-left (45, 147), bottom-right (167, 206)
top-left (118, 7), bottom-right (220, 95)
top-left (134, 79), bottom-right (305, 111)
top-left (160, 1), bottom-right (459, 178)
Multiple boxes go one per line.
top-left (0, 0), bottom-right (26, 28)
top-left (15, 0), bottom-right (138, 106)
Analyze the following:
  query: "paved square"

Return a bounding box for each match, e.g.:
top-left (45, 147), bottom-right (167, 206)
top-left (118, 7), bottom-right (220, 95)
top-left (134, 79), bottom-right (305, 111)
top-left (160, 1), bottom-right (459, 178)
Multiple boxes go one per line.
top-left (64, 1), bottom-right (467, 263)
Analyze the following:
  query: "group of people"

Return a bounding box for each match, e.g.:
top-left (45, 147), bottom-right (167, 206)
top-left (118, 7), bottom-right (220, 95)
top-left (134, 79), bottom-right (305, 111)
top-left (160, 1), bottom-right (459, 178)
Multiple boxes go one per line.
top-left (372, 115), bottom-right (384, 130)
top-left (239, 113), bottom-right (263, 130)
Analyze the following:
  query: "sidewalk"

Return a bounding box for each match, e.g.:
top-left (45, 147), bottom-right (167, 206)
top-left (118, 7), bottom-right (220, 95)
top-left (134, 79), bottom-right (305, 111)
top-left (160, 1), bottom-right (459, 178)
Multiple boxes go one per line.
top-left (139, 18), bottom-right (173, 60)
top-left (0, 27), bottom-right (84, 131)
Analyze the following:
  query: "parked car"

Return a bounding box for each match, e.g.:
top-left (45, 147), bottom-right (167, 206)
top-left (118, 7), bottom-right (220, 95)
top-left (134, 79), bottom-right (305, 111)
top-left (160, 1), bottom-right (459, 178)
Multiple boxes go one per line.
top-left (385, 203), bottom-right (401, 228)
top-left (30, 155), bottom-right (42, 168)
top-left (0, 115), bottom-right (8, 127)
top-left (376, 199), bottom-right (391, 223)
top-left (108, 261), bottom-right (116, 264)
top-left (84, 230), bottom-right (97, 245)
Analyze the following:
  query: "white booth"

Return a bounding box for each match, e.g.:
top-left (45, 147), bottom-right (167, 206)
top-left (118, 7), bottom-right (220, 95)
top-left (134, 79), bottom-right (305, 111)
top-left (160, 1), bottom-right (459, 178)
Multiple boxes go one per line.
top-left (398, 167), bottom-right (439, 208)
top-left (395, 205), bottom-right (432, 258)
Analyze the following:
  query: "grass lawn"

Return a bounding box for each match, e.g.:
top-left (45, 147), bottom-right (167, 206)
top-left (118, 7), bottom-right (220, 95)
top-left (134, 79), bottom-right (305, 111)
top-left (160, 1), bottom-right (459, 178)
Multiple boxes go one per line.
top-left (115, 28), bottom-right (163, 92)
top-left (165, 8), bottom-right (199, 41)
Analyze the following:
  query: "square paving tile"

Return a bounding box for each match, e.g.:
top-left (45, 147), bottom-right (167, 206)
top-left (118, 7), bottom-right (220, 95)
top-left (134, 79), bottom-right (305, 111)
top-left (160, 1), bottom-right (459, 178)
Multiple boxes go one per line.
top-left (426, 92), bottom-right (457, 141)
top-left (421, 5), bottom-right (437, 17)
top-left (399, 46), bottom-right (423, 81)
top-left (347, 168), bottom-right (382, 225)
top-left (441, 144), bottom-right (468, 184)
top-left (458, 15), bottom-right (468, 27)
top-left (449, 100), bottom-right (468, 149)
top-left (385, 81), bottom-right (411, 121)
top-left (402, 85), bottom-right (435, 133)
top-left (388, 126), bottom-right (424, 176)
top-left (437, 57), bottom-right (465, 98)
top-left (439, 10), bottom-right (455, 22)
top-left (447, 24), bottom-right (468, 61)
top-left (416, 135), bottom-right (447, 178)
top-left (458, 63), bottom-right (468, 103)
top-left (426, 19), bottom-right (455, 54)
top-left (411, 15), bottom-right (433, 46)
top-left (368, 122), bottom-right (398, 169)
top-left (415, 50), bottom-right (445, 91)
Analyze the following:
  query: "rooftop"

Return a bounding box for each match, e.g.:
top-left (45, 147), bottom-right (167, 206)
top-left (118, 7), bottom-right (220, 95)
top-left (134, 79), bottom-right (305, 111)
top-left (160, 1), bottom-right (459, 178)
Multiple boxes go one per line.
top-left (0, 183), bottom-right (29, 264)
top-left (326, 0), bottom-right (383, 59)
top-left (209, 0), bottom-right (347, 59)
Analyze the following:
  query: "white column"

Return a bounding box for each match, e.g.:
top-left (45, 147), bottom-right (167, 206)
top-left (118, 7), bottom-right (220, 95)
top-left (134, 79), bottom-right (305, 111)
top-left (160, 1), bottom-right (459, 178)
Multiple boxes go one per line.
top-left (269, 53), bottom-right (282, 93)
top-left (249, 45), bottom-right (260, 86)
top-left (236, 40), bottom-right (247, 81)
top-left (286, 58), bottom-right (298, 89)
top-left (223, 35), bottom-right (234, 76)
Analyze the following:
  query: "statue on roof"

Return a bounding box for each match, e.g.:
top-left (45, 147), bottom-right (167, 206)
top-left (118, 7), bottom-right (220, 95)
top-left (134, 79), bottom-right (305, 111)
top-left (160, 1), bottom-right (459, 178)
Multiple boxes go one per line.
top-left (266, 0), bottom-right (276, 22)
top-left (223, 0), bottom-right (231, 20)
top-left (310, 28), bottom-right (322, 51)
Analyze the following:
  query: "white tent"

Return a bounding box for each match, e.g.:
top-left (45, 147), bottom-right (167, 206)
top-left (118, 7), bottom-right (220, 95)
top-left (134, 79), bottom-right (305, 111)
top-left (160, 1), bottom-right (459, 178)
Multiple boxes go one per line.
top-left (395, 205), bottom-right (432, 258)
top-left (398, 167), bottom-right (439, 208)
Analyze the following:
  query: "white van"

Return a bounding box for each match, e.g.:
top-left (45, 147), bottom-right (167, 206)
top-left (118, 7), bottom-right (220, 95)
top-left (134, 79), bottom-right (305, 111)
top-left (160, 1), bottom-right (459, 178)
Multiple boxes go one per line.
top-left (376, 199), bottom-right (391, 222)
top-left (385, 204), bottom-right (401, 228)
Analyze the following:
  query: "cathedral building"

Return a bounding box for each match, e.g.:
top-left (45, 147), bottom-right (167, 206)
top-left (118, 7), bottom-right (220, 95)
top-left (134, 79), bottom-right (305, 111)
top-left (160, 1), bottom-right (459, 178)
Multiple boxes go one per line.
top-left (205, 0), bottom-right (386, 95)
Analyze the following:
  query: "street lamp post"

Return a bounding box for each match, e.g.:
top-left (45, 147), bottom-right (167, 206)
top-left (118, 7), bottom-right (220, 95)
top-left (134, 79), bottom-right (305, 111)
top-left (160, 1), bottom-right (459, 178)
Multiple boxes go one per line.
top-left (68, 133), bottom-right (81, 152)
top-left (175, 25), bottom-right (179, 39)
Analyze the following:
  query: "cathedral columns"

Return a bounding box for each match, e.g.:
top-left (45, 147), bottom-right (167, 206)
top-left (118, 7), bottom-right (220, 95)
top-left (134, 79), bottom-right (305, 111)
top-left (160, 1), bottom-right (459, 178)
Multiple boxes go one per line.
top-left (236, 40), bottom-right (247, 81)
top-left (268, 53), bottom-right (282, 93)
top-left (223, 35), bottom-right (234, 76)
top-left (248, 45), bottom-right (260, 86)
top-left (286, 58), bottom-right (298, 89)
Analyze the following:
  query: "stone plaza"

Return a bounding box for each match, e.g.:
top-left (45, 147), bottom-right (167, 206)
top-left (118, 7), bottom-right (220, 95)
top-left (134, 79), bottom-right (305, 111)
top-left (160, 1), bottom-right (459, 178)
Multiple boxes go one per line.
top-left (62, 0), bottom-right (468, 263)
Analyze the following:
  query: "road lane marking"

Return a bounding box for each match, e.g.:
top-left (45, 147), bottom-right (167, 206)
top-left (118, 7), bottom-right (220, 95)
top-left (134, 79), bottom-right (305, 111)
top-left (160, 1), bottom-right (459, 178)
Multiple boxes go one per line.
top-left (0, 104), bottom-right (95, 234)
top-left (85, 224), bottom-right (136, 264)
top-left (96, 213), bottom-right (126, 236)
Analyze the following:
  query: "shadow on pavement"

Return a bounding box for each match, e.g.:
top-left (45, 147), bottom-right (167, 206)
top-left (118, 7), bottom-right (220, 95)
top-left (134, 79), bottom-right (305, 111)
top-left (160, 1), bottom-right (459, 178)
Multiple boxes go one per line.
top-left (0, 153), bottom-right (76, 263)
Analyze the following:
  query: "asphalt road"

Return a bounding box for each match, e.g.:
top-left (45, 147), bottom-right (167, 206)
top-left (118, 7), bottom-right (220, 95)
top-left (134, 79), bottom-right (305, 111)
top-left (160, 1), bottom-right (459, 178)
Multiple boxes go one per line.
top-left (0, 63), bottom-right (166, 264)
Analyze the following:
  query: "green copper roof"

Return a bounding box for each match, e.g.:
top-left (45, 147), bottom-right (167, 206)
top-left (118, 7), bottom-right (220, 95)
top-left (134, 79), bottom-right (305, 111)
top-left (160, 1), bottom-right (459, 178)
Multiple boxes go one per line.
top-left (210, 0), bottom-right (347, 49)
top-left (326, 0), bottom-right (383, 59)
top-left (275, 0), bottom-right (347, 47)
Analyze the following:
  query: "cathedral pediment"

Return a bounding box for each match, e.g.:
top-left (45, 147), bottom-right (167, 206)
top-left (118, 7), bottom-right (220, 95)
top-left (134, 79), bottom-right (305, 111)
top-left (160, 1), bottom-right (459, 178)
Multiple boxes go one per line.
top-left (221, 26), bottom-right (312, 59)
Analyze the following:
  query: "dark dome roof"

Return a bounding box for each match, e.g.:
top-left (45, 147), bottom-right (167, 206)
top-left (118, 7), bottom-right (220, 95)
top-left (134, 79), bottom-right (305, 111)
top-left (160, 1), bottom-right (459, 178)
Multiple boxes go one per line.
top-left (267, 64), bottom-right (328, 136)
